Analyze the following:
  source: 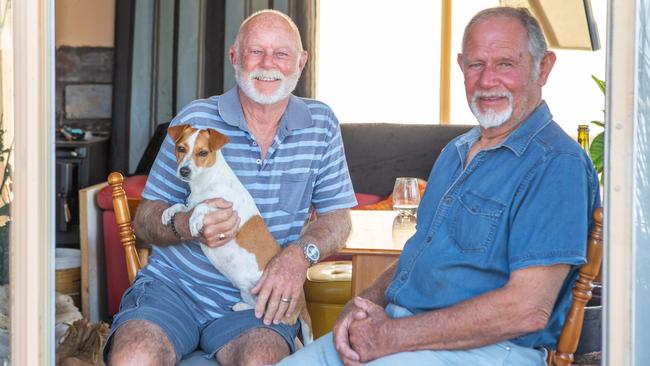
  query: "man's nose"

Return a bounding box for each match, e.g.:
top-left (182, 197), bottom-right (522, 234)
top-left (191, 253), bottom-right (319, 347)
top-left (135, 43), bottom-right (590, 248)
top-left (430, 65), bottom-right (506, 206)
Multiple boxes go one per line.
top-left (261, 52), bottom-right (274, 68)
top-left (180, 166), bottom-right (191, 178)
top-left (478, 67), bottom-right (499, 88)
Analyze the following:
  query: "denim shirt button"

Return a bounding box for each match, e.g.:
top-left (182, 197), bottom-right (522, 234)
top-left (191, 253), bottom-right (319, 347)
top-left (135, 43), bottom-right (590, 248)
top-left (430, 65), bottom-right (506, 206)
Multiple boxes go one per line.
top-left (426, 236), bottom-right (432, 242)
top-left (443, 196), bottom-right (452, 204)
top-left (400, 272), bottom-right (408, 281)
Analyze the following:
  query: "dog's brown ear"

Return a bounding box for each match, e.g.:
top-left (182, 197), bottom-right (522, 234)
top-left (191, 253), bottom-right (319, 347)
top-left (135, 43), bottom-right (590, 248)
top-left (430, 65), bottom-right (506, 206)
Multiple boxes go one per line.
top-left (208, 129), bottom-right (229, 151)
top-left (168, 125), bottom-right (190, 143)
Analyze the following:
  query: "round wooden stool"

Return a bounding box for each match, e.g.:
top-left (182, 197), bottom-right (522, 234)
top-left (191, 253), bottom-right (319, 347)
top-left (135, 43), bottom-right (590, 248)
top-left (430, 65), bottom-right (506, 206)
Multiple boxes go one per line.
top-left (304, 261), bottom-right (352, 339)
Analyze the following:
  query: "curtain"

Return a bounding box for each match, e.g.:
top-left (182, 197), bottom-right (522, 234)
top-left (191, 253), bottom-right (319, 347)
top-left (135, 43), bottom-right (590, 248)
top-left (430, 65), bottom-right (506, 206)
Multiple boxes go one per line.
top-left (289, 0), bottom-right (318, 98)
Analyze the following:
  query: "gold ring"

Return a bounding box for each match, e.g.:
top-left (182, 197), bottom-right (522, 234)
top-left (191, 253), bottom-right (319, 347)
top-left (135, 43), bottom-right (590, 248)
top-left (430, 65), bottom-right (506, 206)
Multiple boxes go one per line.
top-left (280, 298), bottom-right (290, 303)
top-left (218, 233), bottom-right (226, 240)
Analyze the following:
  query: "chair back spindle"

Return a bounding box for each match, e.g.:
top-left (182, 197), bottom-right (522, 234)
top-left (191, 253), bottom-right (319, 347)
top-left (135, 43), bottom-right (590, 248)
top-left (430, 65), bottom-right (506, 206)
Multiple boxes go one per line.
top-left (551, 207), bottom-right (603, 366)
top-left (108, 172), bottom-right (142, 284)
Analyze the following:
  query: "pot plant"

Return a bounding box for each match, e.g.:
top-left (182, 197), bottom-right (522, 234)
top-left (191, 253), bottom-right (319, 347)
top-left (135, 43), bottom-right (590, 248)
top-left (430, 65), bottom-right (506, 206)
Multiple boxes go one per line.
top-left (588, 75), bottom-right (605, 177)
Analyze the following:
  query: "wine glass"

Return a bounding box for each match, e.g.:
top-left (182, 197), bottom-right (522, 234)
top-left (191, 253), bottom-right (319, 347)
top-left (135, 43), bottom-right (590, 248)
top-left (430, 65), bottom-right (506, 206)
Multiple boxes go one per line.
top-left (391, 177), bottom-right (420, 245)
top-left (392, 177), bottom-right (420, 217)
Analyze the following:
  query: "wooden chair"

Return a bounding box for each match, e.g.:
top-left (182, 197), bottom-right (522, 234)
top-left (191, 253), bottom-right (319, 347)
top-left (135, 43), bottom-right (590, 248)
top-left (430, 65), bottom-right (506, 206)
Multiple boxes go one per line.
top-left (549, 207), bottom-right (603, 366)
top-left (107, 172), bottom-right (147, 282)
top-left (108, 172), bottom-right (214, 364)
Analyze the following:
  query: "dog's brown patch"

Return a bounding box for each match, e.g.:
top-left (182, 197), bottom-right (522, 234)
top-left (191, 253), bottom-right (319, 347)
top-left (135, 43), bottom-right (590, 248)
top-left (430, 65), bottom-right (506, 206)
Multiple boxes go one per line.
top-left (168, 125), bottom-right (230, 169)
top-left (168, 125), bottom-right (198, 166)
top-left (192, 130), bottom-right (218, 168)
top-left (207, 129), bottom-right (229, 151)
top-left (236, 215), bottom-right (281, 270)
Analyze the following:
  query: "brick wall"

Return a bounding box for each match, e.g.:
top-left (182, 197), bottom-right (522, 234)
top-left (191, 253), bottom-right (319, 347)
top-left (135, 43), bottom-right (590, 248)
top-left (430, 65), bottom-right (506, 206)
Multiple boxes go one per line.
top-left (56, 46), bottom-right (114, 133)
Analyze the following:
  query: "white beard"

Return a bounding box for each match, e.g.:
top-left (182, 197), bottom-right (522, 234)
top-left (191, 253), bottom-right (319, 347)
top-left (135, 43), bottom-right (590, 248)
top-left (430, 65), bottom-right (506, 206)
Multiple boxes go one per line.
top-left (234, 65), bottom-right (301, 105)
top-left (470, 90), bottom-right (514, 128)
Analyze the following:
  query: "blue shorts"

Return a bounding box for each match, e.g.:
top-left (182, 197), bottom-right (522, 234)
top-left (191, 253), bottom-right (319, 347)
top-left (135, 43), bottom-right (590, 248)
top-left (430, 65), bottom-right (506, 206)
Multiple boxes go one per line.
top-left (103, 276), bottom-right (299, 363)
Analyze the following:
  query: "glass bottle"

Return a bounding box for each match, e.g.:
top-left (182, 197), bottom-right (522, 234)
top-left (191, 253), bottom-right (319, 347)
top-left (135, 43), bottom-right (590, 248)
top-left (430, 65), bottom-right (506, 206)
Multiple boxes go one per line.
top-left (578, 125), bottom-right (590, 152)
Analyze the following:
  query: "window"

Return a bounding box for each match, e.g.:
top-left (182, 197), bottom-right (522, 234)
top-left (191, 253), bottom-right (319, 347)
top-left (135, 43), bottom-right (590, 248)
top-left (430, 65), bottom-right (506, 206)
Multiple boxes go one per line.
top-left (318, 0), bottom-right (441, 124)
top-left (318, 1), bottom-right (607, 139)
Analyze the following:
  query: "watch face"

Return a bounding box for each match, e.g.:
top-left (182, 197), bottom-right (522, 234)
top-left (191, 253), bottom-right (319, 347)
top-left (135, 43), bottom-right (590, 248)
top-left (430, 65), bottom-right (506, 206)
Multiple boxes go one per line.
top-left (305, 243), bottom-right (320, 261)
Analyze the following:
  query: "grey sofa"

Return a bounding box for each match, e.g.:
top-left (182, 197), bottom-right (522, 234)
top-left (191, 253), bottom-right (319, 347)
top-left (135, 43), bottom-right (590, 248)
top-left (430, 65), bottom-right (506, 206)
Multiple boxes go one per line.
top-left (340, 123), bottom-right (474, 197)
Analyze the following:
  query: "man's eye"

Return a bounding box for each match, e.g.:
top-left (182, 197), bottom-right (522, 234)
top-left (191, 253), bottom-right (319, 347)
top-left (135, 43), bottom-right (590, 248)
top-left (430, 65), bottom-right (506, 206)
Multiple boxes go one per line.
top-left (177, 146), bottom-right (186, 153)
top-left (250, 50), bottom-right (262, 55)
top-left (276, 52), bottom-right (288, 58)
top-left (198, 150), bottom-right (208, 157)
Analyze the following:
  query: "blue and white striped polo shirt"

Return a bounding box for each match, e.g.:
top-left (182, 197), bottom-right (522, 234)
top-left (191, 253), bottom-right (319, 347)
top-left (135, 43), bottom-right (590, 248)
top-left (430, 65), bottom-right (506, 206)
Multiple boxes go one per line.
top-left (138, 87), bottom-right (357, 324)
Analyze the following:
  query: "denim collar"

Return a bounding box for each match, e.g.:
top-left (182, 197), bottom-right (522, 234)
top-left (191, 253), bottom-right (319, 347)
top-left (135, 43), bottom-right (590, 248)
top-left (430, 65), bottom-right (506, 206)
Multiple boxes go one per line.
top-left (218, 86), bottom-right (314, 133)
top-left (456, 101), bottom-right (553, 158)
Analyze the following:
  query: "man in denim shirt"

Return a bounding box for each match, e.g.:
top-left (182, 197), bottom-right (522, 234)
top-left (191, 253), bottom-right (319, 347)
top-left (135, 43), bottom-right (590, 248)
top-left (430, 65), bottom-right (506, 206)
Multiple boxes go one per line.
top-left (279, 7), bottom-right (600, 366)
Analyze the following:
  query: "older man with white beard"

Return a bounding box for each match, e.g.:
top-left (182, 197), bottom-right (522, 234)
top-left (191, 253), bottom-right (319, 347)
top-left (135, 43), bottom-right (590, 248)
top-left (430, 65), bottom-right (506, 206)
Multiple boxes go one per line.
top-left (105, 9), bottom-right (356, 365)
top-left (278, 7), bottom-right (600, 366)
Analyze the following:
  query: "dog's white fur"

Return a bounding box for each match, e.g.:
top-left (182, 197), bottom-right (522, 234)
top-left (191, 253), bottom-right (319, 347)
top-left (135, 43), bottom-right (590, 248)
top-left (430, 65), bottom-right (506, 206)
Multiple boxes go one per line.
top-left (161, 125), bottom-right (312, 344)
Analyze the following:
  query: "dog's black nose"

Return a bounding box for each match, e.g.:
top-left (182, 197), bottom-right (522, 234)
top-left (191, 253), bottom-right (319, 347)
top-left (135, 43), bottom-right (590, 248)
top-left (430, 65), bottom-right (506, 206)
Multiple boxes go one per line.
top-left (179, 166), bottom-right (191, 178)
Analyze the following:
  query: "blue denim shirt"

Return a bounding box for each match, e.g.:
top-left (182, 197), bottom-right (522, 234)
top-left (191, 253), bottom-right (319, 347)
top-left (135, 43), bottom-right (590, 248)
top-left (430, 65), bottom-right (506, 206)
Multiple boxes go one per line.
top-left (385, 102), bottom-right (600, 348)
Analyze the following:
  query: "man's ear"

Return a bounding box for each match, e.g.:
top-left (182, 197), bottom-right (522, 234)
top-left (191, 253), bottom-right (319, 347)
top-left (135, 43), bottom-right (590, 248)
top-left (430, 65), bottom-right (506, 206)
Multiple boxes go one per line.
top-left (168, 125), bottom-right (190, 143)
top-left (229, 45), bottom-right (238, 66)
top-left (536, 51), bottom-right (556, 86)
top-left (457, 53), bottom-right (464, 71)
top-left (208, 129), bottom-right (229, 151)
top-left (298, 50), bottom-right (308, 71)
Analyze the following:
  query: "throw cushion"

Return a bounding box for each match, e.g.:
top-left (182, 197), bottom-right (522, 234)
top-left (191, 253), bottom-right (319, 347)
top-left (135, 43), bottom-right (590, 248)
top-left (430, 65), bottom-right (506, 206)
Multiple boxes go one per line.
top-left (355, 179), bottom-right (427, 210)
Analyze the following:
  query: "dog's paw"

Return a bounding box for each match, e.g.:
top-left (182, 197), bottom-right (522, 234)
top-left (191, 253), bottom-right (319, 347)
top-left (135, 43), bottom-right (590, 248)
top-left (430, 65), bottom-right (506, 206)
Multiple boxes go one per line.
top-left (232, 302), bottom-right (253, 312)
top-left (189, 203), bottom-right (212, 237)
top-left (161, 203), bottom-right (187, 225)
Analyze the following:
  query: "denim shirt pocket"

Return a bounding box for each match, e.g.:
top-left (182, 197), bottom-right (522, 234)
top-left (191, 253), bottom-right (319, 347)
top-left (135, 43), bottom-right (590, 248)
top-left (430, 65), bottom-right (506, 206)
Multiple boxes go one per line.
top-left (450, 190), bottom-right (506, 252)
top-left (278, 172), bottom-right (314, 213)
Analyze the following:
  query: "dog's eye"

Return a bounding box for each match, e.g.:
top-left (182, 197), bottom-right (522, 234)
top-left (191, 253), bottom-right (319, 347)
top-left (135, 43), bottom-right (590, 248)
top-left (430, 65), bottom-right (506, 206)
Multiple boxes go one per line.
top-left (176, 146), bottom-right (186, 153)
top-left (198, 150), bottom-right (208, 157)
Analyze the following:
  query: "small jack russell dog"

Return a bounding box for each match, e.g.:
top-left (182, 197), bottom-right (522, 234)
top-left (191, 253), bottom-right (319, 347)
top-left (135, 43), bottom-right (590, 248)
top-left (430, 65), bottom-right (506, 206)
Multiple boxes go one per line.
top-left (161, 124), bottom-right (313, 344)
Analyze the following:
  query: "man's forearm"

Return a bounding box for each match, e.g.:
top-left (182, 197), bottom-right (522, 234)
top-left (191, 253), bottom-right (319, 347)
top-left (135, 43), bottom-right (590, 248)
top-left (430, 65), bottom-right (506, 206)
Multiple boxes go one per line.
top-left (382, 264), bottom-right (570, 352)
top-left (298, 209), bottom-right (351, 259)
top-left (134, 200), bottom-right (191, 246)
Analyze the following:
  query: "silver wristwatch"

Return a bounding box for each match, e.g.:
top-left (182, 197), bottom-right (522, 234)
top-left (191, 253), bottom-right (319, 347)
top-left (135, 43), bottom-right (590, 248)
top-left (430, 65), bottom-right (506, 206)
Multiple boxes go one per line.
top-left (297, 241), bottom-right (320, 266)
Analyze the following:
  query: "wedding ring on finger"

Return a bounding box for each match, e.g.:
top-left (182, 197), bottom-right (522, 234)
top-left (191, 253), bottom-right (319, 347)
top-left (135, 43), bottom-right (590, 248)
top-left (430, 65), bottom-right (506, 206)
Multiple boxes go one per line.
top-left (218, 233), bottom-right (226, 240)
top-left (280, 297), bottom-right (291, 304)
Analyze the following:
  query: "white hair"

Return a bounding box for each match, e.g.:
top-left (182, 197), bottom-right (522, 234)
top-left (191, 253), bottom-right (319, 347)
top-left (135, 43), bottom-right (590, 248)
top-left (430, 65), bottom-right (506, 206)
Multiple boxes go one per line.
top-left (461, 7), bottom-right (548, 79)
top-left (233, 9), bottom-right (303, 55)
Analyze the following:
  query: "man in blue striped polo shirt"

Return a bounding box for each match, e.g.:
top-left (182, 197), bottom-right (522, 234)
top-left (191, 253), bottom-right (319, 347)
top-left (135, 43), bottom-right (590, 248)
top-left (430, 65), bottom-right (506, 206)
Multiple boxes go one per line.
top-left (105, 10), bottom-right (357, 365)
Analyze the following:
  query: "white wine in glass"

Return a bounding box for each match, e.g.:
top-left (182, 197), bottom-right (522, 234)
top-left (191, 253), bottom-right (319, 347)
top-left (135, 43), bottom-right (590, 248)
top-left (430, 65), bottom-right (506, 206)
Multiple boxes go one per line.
top-left (392, 177), bottom-right (420, 217)
top-left (392, 177), bottom-right (420, 246)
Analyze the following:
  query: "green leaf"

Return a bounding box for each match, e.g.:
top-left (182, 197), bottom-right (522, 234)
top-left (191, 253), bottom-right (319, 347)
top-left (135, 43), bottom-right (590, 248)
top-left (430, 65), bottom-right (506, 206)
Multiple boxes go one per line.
top-left (590, 132), bottom-right (604, 174)
top-left (592, 75), bottom-right (606, 95)
top-left (590, 120), bottom-right (605, 128)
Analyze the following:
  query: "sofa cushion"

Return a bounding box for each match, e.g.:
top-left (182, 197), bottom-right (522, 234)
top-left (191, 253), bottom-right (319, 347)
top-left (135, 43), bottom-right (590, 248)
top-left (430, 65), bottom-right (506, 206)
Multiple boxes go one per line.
top-left (96, 175), bottom-right (148, 210)
top-left (354, 193), bottom-right (383, 206)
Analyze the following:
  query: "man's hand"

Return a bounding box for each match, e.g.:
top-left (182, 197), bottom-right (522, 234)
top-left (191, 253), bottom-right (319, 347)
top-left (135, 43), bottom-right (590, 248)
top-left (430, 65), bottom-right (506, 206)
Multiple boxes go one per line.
top-left (196, 198), bottom-right (240, 248)
top-left (251, 244), bottom-right (309, 325)
top-left (347, 297), bottom-right (395, 363)
top-left (333, 297), bottom-right (369, 365)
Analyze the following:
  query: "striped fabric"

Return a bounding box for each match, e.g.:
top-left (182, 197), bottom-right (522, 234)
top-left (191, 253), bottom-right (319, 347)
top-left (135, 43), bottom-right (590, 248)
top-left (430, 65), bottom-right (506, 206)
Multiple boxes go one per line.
top-left (137, 87), bottom-right (357, 324)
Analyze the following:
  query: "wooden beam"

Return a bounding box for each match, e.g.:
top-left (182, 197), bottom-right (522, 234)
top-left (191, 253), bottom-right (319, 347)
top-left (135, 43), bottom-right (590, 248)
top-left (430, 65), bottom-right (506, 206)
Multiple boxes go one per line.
top-left (439, 0), bottom-right (452, 124)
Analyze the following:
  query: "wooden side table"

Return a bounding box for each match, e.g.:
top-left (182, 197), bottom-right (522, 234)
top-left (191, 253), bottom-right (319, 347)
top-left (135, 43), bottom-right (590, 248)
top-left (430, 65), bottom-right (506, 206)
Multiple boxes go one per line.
top-left (341, 211), bottom-right (411, 296)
